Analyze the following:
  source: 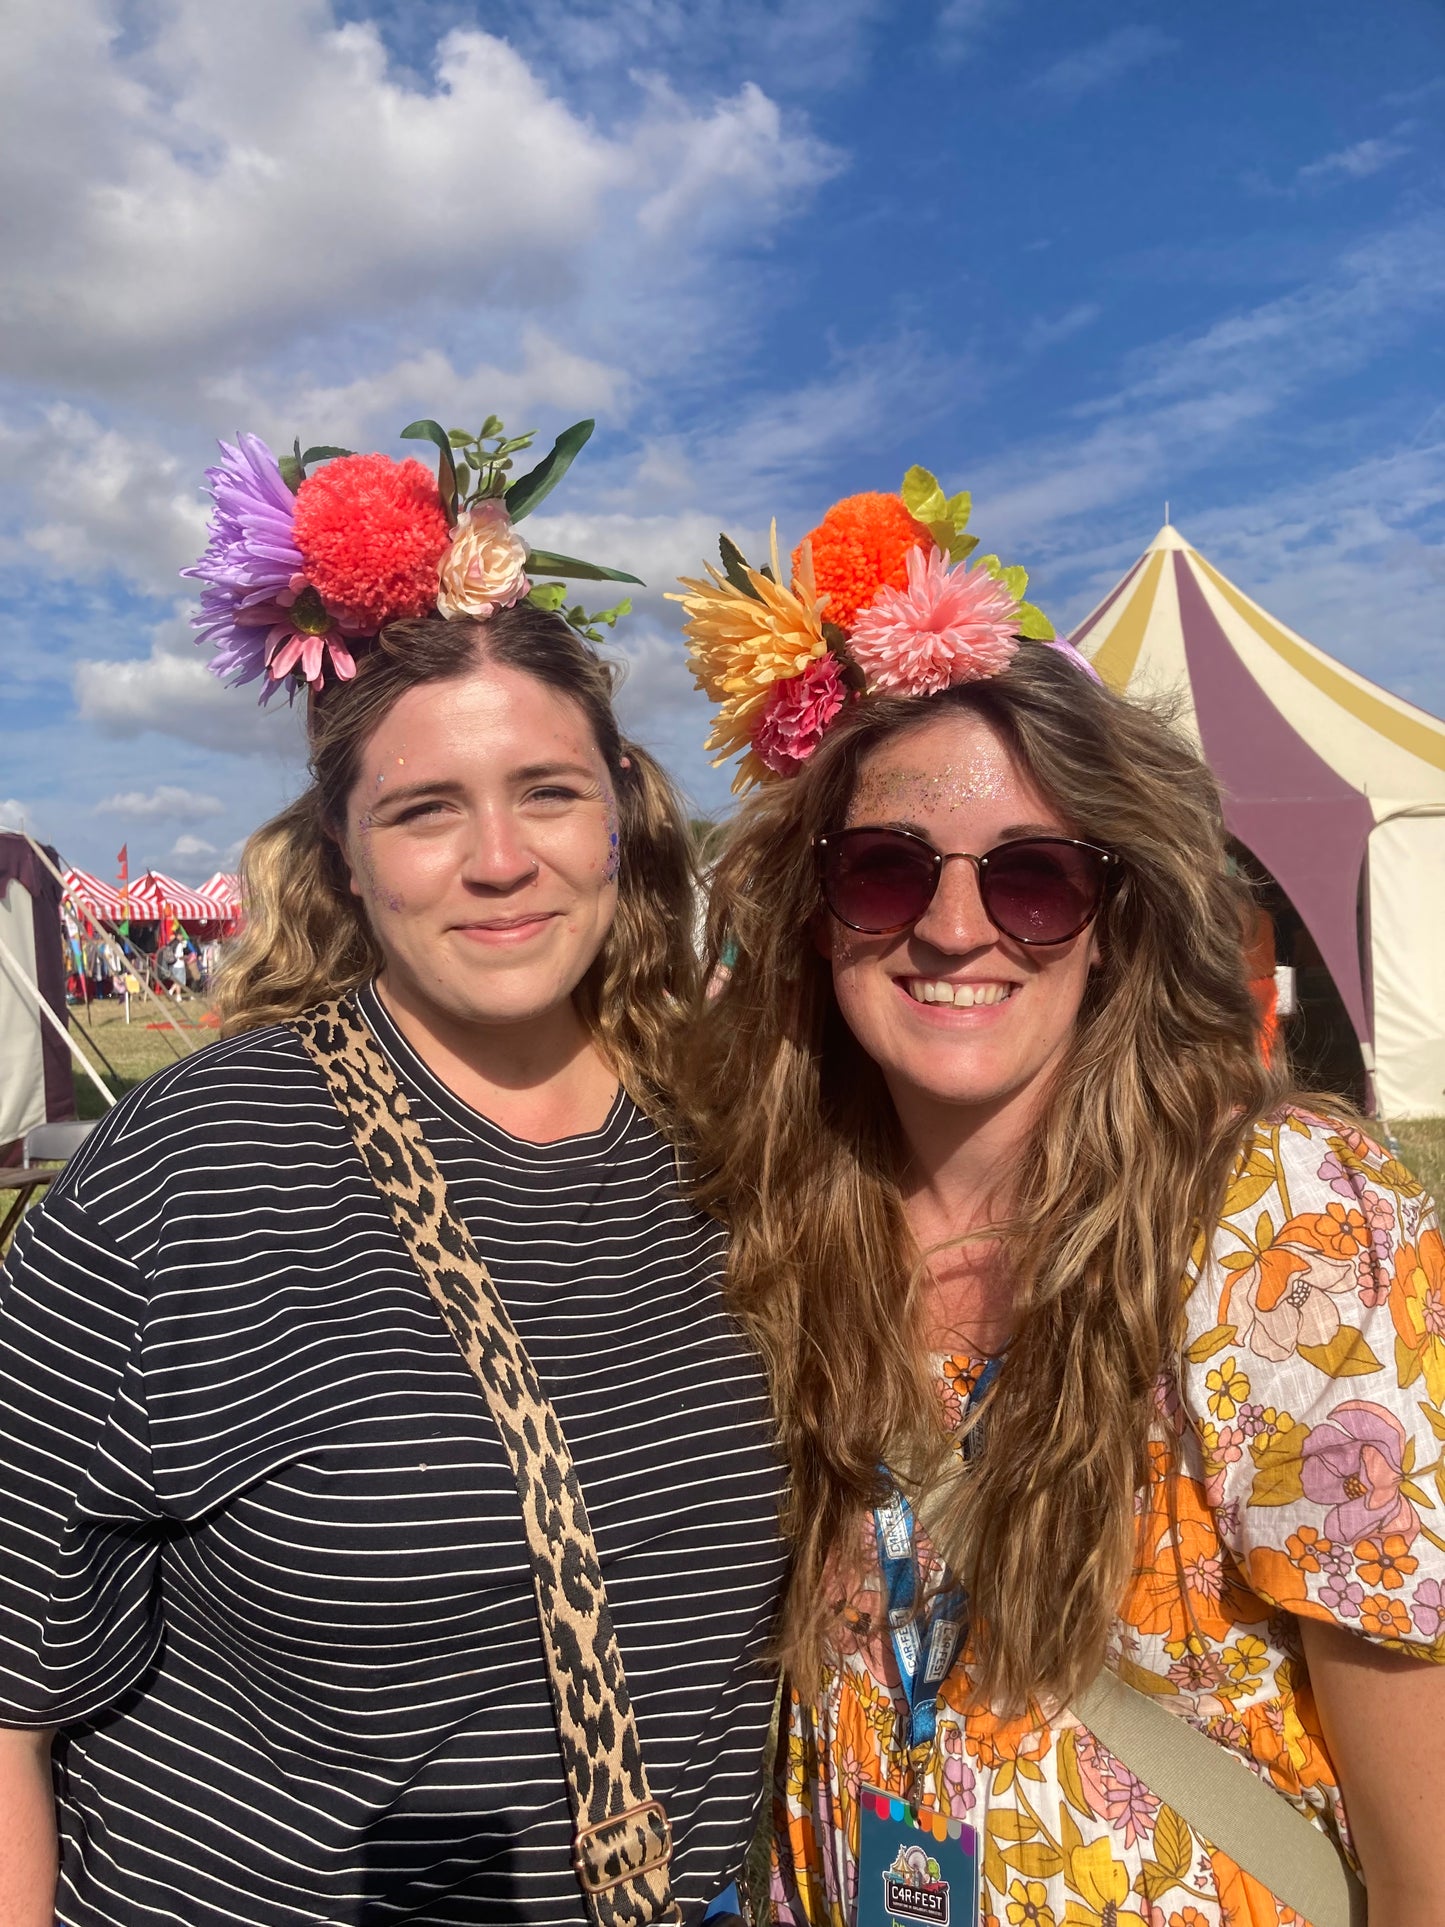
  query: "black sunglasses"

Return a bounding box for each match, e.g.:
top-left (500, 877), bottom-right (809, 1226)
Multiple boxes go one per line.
top-left (815, 826), bottom-right (1118, 945)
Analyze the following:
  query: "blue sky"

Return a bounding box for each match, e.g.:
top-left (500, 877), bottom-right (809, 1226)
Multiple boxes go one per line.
top-left (2, 0), bottom-right (1442, 882)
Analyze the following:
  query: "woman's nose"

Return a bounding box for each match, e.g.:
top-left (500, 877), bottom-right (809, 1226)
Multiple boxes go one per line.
top-left (911, 854), bottom-right (995, 954)
top-left (459, 809), bottom-right (539, 891)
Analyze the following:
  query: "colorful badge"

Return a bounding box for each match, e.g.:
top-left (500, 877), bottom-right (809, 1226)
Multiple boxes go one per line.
top-left (856, 1786), bottom-right (979, 1927)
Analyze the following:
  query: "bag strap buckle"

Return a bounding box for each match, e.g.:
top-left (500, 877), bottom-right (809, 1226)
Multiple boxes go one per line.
top-left (572, 1800), bottom-right (672, 1895)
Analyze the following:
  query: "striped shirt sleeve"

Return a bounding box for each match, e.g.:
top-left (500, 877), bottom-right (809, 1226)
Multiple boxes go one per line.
top-left (0, 1160), bottom-right (167, 1726)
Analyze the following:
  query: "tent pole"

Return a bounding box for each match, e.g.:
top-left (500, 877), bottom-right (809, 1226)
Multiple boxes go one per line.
top-left (0, 938), bottom-right (116, 1112)
top-left (22, 835), bottom-right (189, 1060)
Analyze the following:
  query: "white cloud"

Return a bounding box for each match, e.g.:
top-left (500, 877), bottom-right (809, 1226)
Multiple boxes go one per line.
top-left (1296, 135), bottom-right (1411, 188)
top-left (95, 785), bottom-right (225, 819)
top-left (73, 610), bottom-right (308, 757)
top-left (0, 799), bottom-right (32, 832)
top-left (209, 331), bottom-right (633, 458)
top-left (1030, 26), bottom-right (1178, 101)
top-left (480, 0), bottom-right (890, 97)
top-left (936, 0), bottom-right (1012, 62)
top-left (1022, 303), bottom-right (1102, 356)
top-left (170, 833), bottom-right (218, 859)
top-left (0, 3), bottom-right (836, 391)
top-left (0, 404), bottom-right (207, 587)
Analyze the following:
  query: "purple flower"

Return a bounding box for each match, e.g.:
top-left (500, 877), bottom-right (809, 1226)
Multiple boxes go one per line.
top-left (1300, 1400), bottom-right (1419, 1546)
top-left (1101, 1762), bottom-right (1162, 1848)
top-left (1413, 1579), bottom-right (1445, 1638)
top-left (1316, 1150), bottom-right (1356, 1200)
top-left (1319, 1576), bottom-right (1364, 1619)
top-left (182, 435), bottom-right (353, 700)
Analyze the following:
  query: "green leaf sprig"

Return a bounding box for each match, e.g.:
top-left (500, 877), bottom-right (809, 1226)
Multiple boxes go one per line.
top-left (903, 465), bottom-right (1054, 640)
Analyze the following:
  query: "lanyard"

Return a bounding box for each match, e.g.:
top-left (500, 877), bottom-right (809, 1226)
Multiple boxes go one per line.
top-left (872, 1356), bottom-right (1001, 1755)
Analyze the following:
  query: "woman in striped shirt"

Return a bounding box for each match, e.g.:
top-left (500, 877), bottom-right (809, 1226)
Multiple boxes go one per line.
top-left (0, 601), bottom-right (785, 1925)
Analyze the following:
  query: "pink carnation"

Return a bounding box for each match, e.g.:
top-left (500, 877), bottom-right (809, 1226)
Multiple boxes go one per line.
top-left (753, 654), bottom-right (847, 777)
top-left (848, 543), bottom-right (1020, 696)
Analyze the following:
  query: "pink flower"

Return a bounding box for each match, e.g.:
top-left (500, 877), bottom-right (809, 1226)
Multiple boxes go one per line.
top-left (848, 544), bottom-right (1020, 696)
top-left (1233, 1241), bottom-right (1356, 1362)
top-left (1300, 1400), bottom-right (1419, 1546)
top-left (752, 653), bottom-right (848, 777)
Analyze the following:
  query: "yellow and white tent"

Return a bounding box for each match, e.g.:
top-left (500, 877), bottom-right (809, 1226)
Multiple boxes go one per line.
top-left (1072, 524), bottom-right (1445, 1118)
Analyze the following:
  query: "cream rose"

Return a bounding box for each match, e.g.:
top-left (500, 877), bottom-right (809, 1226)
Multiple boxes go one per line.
top-left (435, 500), bottom-right (531, 619)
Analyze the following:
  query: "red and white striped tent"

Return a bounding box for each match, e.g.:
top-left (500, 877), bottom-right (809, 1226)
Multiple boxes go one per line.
top-left (64, 867), bottom-right (131, 925)
top-left (130, 871), bottom-right (237, 936)
top-left (198, 872), bottom-right (242, 917)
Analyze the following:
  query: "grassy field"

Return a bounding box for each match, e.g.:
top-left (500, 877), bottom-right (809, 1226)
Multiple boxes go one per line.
top-left (68, 996), bottom-right (216, 1116)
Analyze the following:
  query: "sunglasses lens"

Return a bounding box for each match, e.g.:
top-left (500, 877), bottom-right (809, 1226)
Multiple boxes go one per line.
top-left (983, 841), bottom-right (1107, 944)
top-left (822, 831), bottom-right (937, 932)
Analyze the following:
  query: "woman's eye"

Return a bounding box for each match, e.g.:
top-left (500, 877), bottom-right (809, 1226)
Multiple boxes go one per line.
top-left (395, 800), bottom-right (449, 823)
top-left (527, 785), bottom-right (584, 805)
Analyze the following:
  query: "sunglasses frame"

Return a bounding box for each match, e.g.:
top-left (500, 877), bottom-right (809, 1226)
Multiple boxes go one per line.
top-left (814, 826), bottom-right (1120, 944)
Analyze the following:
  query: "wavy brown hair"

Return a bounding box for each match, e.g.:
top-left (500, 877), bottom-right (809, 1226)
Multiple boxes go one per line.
top-left (684, 643), bottom-right (1303, 1712)
top-left (215, 607), bottom-right (698, 1116)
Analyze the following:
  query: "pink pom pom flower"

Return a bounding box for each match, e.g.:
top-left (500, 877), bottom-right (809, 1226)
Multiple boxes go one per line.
top-left (752, 654), bottom-right (848, 778)
top-left (848, 543), bottom-right (1021, 697)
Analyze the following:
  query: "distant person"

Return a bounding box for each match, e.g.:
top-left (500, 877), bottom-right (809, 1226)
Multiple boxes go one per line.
top-left (677, 480), bottom-right (1445, 1925)
top-left (0, 421), bottom-right (782, 1925)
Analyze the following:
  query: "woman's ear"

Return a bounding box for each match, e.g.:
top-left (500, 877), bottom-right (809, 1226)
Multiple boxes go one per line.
top-left (330, 823), bottom-right (364, 904)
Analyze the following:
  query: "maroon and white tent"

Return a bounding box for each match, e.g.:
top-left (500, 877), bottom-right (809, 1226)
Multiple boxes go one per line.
top-left (2, 834), bottom-right (75, 1143)
top-left (1074, 524), bottom-right (1445, 1116)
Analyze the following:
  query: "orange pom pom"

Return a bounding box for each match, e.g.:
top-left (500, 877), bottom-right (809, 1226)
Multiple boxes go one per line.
top-left (793, 492), bottom-right (933, 631)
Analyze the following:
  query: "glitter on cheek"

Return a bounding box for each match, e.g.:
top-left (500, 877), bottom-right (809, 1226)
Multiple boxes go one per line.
top-left (602, 788), bottom-right (621, 883)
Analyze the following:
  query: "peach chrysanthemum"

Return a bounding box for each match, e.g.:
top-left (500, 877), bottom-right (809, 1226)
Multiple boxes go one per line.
top-left (792, 491), bottom-right (933, 631)
top-left (849, 543), bottom-right (1021, 696)
top-left (669, 524), bottom-right (829, 788)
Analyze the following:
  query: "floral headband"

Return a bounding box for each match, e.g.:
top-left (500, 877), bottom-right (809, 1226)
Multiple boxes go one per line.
top-left (671, 468), bottom-right (1092, 790)
top-left (183, 415), bottom-right (639, 701)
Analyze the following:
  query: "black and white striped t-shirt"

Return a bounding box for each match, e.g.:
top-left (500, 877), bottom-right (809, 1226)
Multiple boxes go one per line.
top-left (0, 985), bottom-right (786, 1926)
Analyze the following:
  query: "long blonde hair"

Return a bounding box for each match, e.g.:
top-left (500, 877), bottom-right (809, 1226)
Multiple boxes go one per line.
top-left (684, 644), bottom-right (1297, 1712)
top-left (216, 608), bottom-right (699, 1116)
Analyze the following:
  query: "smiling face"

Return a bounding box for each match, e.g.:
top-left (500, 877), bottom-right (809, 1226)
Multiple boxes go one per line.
top-left (824, 707), bottom-right (1100, 1135)
top-left (340, 655), bottom-right (619, 1034)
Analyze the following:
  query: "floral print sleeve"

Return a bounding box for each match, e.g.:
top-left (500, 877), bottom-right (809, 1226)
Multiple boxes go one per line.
top-left (1182, 1111), bottom-right (1445, 1657)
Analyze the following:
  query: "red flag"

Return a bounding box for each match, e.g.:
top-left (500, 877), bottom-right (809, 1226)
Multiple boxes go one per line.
top-left (117, 843), bottom-right (129, 883)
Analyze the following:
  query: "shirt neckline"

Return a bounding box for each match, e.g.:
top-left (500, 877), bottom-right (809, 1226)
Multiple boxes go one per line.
top-left (355, 981), bottom-right (636, 1160)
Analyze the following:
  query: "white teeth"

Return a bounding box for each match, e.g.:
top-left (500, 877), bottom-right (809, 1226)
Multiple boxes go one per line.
top-left (906, 980), bottom-right (1013, 1008)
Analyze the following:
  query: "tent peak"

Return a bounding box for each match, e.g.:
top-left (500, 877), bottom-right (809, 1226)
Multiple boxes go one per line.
top-left (1146, 522), bottom-right (1190, 553)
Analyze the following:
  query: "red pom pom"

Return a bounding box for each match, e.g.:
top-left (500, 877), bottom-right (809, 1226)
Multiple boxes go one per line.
top-left (292, 454), bottom-right (451, 632)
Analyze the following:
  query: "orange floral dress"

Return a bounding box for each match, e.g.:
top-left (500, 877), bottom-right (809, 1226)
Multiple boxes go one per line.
top-left (773, 1115), bottom-right (1445, 1926)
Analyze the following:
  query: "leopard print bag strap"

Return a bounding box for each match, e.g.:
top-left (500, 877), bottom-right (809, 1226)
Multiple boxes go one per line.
top-left (292, 998), bottom-right (681, 1927)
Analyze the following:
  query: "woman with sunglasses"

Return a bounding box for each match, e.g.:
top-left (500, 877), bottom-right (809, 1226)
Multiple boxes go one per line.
top-left (675, 483), bottom-right (1445, 1927)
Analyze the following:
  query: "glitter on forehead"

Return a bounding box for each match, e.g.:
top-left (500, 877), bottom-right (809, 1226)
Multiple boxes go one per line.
top-left (849, 758), bottom-right (1017, 818)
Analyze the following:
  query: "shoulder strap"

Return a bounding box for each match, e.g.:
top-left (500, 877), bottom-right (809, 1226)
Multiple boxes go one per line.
top-left (1072, 1669), bottom-right (1365, 1927)
top-left (912, 1487), bottom-right (1365, 1927)
top-left (292, 999), bottom-right (680, 1927)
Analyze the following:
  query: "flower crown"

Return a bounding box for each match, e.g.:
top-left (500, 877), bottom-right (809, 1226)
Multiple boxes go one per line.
top-left (183, 415), bottom-right (639, 701)
top-left (672, 468), bottom-right (1088, 790)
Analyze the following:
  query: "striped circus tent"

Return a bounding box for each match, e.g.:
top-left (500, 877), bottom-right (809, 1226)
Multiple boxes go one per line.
top-left (130, 870), bottom-right (235, 926)
top-left (1072, 524), bottom-right (1445, 1118)
top-left (198, 872), bottom-right (242, 914)
top-left (64, 867), bottom-right (131, 924)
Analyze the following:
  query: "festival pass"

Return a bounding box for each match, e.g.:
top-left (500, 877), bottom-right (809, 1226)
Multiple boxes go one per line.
top-left (856, 1786), bottom-right (979, 1927)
